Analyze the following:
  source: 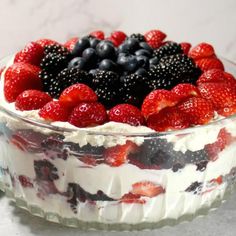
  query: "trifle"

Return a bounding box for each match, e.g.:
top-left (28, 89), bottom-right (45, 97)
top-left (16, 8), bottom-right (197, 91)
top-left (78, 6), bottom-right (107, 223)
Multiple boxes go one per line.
top-left (0, 29), bottom-right (236, 230)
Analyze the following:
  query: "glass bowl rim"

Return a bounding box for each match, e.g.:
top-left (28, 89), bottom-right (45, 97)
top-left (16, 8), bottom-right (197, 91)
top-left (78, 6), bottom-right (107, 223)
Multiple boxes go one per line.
top-left (0, 55), bottom-right (236, 137)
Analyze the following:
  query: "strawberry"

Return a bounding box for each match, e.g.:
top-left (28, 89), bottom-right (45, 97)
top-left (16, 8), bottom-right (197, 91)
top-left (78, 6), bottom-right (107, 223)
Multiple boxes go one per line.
top-left (104, 141), bottom-right (138, 167)
top-left (198, 82), bottom-right (236, 116)
top-left (4, 63), bottom-right (42, 102)
top-left (178, 97), bottom-right (214, 125)
top-left (59, 83), bottom-right (97, 108)
top-left (15, 90), bottom-right (52, 111)
top-left (131, 181), bottom-right (165, 197)
top-left (144, 30), bottom-right (166, 48)
top-left (108, 104), bottom-right (145, 126)
top-left (195, 57), bottom-right (224, 71)
top-left (147, 106), bottom-right (190, 132)
top-left (80, 155), bottom-right (97, 166)
top-left (0, 66), bottom-right (6, 78)
top-left (68, 102), bottom-right (107, 128)
top-left (14, 42), bottom-right (44, 66)
top-left (223, 72), bottom-right (236, 86)
top-left (120, 193), bottom-right (145, 204)
top-left (206, 128), bottom-right (232, 161)
top-left (18, 175), bottom-right (33, 188)
top-left (180, 42), bottom-right (191, 55)
top-left (110, 31), bottom-right (127, 46)
top-left (141, 89), bottom-right (180, 118)
top-left (171, 83), bottom-right (201, 101)
top-left (105, 37), bottom-right (119, 47)
top-left (39, 101), bottom-right (71, 122)
top-left (64, 37), bottom-right (79, 51)
top-left (35, 38), bottom-right (59, 47)
top-left (90, 30), bottom-right (105, 40)
top-left (188, 42), bottom-right (215, 60)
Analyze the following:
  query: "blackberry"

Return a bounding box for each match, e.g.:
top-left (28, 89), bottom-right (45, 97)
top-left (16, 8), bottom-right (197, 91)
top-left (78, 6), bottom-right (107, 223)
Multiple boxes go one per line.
top-left (34, 160), bottom-right (59, 181)
top-left (39, 69), bottom-right (54, 91)
top-left (47, 67), bottom-right (92, 98)
top-left (95, 86), bottom-right (118, 108)
top-left (153, 42), bottom-right (183, 61)
top-left (185, 181), bottom-right (203, 194)
top-left (130, 33), bottom-right (146, 42)
top-left (40, 53), bottom-right (68, 74)
top-left (92, 70), bottom-right (119, 88)
top-left (44, 44), bottom-right (71, 57)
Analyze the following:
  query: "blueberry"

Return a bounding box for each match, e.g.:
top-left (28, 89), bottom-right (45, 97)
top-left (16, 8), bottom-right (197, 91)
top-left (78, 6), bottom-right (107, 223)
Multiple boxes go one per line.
top-left (68, 57), bottom-right (87, 69)
top-left (136, 55), bottom-right (149, 69)
top-left (135, 68), bottom-right (148, 77)
top-left (125, 38), bottom-right (140, 52)
top-left (118, 44), bottom-right (130, 54)
top-left (149, 57), bottom-right (159, 66)
top-left (139, 42), bottom-right (153, 53)
top-left (82, 48), bottom-right (98, 65)
top-left (89, 37), bottom-right (101, 48)
top-left (117, 55), bottom-right (139, 72)
top-left (71, 37), bottom-right (90, 57)
top-left (96, 41), bottom-right (116, 59)
top-left (99, 59), bottom-right (117, 72)
top-left (135, 49), bottom-right (152, 57)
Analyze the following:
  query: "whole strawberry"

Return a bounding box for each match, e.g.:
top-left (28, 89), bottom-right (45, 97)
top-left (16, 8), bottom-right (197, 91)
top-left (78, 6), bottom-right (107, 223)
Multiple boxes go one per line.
top-left (68, 102), bottom-right (107, 127)
top-left (4, 63), bottom-right (42, 102)
top-left (144, 30), bottom-right (166, 48)
top-left (15, 90), bottom-right (52, 111)
top-left (14, 42), bottom-right (44, 66)
top-left (195, 57), bottom-right (224, 71)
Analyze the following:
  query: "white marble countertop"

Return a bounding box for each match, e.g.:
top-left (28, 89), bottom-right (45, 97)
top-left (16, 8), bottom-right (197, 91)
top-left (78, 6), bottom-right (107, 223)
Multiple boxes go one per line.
top-left (1, 190), bottom-right (236, 236)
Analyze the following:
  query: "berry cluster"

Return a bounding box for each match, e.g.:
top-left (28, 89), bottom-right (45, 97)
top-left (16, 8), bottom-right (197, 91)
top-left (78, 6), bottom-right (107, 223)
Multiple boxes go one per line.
top-left (3, 29), bottom-right (236, 132)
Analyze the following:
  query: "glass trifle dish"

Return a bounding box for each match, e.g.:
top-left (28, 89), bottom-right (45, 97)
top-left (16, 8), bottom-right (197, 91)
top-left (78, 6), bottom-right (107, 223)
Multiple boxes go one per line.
top-left (0, 29), bottom-right (236, 230)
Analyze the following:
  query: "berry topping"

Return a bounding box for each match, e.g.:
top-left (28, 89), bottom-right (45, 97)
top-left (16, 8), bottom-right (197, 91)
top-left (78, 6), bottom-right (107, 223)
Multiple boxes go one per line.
top-left (71, 37), bottom-right (90, 57)
top-left (90, 30), bottom-right (105, 40)
top-left (68, 102), bottom-right (107, 127)
top-left (141, 89), bottom-right (180, 118)
top-left (4, 63), bottom-right (42, 102)
top-left (120, 193), bottom-right (145, 204)
top-left (14, 42), bottom-right (44, 66)
top-left (35, 38), bottom-right (59, 47)
top-left (39, 101), bottom-right (71, 122)
top-left (180, 42), bottom-right (191, 55)
top-left (178, 97), bottom-right (214, 125)
top-left (15, 90), bottom-right (52, 111)
top-left (18, 175), bottom-right (33, 188)
top-left (96, 40), bottom-right (116, 59)
top-left (110, 31), bottom-right (127, 46)
top-left (130, 33), bottom-right (146, 42)
top-left (195, 57), bottom-right (224, 71)
top-left (198, 82), bottom-right (236, 116)
top-left (131, 181), bottom-right (164, 197)
top-left (64, 37), bottom-right (79, 51)
top-left (171, 83), bottom-right (201, 101)
top-left (147, 106), bottom-right (190, 132)
top-left (144, 30), bottom-right (166, 48)
top-left (44, 44), bottom-right (70, 57)
top-left (108, 104), bottom-right (145, 126)
top-left (188, 42), bottom-right (215, 60)
top-left (59, 83), bottom-right (97, 107)
top-left (104, 141), bottom-right (138, 167)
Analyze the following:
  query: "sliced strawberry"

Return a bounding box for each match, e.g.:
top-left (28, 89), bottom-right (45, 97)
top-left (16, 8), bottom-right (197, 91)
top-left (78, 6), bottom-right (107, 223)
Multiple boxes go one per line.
top-left (144, 30), bottom-right (166, 49)
top-left (104, 141), bottom-right (138, 167)
top-left (223, 72), bottom-right (236, 86)
top-left (18, 175), bottom-right (33, 188)
top-left (198, 82), bottom-right (236, 116)
top-left (141, 89), bottom-right (180, 118)
top-left (108, 104), bottom-right (145, 126)
top-left (195, 57), bottom-right (224, 71)
top-left (80, 155), bottom-right (97, 166)
top-left (15, 90), bottom-right (52, 111)
top-left (39, 101), bottom-right (71, 122)
top-left (110, 31), bottom-right (127, 46)
top-left (64, 37), bottom-right (79, 51)
top-left (90, 30), bottom-right (105, 40)
top-left (35, 38), bottom-right (59, 47)
top-left (68, 102), bottom-right (107, 128)
top-left (14, 42), bottom-right (44, 66)
top-left (197, 69), bottom-right (226, 85)
top-left (120, 193), bottom-right (145, 204)
top-left (178, 97), bottom-right (214, 125)
top-left (188, 42), bottom-right (215, 60)
top-left (59, 83), bottom-right (97, 108)
top-left (147, 106), bottom-right (190, 132)
top-left (4, 63), bottom-right (42, 102)
top-left (180, 42), bottom-right (191, 55)
top-left (171, 83), bottom-right (201, 101)
top-left (132, 181), bottom-right (165, 197)
top-left (206, 128), bottom-right (233, 161)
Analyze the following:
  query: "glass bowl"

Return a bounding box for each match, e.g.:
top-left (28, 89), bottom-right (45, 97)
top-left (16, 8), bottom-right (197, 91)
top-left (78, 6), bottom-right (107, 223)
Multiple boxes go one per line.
top-left (0, 56), bottom-right (236, 231)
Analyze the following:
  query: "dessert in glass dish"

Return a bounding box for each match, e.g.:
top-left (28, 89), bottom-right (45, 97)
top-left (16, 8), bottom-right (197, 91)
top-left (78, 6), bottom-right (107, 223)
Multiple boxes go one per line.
top-left (0, 29), bottom-right (236, 230)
